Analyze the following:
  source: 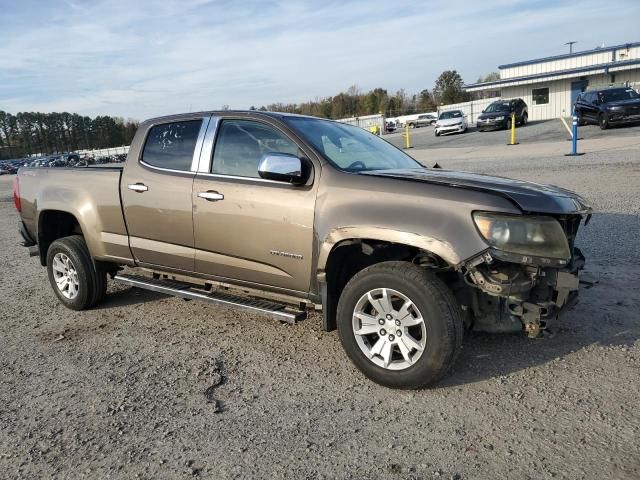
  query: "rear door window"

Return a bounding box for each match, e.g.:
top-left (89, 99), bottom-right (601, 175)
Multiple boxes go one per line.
top-left (142, 120), bottom-right (202, 171)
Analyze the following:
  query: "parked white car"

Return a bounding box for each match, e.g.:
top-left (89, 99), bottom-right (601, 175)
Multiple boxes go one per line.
top-left (435, 110), bottom-right (467, 136)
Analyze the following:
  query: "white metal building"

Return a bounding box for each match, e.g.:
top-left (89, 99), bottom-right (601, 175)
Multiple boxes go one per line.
top-left (465, 41), bottom-right (640, 121)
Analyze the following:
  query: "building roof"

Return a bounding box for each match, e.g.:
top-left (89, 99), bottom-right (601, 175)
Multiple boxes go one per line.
top-left (498, 41), bottom-right (640, 69)
top-left (465, 58), bottom-right (640, 92)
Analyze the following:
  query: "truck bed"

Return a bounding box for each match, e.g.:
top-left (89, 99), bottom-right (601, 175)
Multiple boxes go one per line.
top-left (18, 166), bottom-right (133, 264)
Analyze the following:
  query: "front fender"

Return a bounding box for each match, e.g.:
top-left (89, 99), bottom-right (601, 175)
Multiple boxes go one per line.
top-left (312, 168), bottom-right (522, 286)
top-left (317, 226), bottom-right (460, 274)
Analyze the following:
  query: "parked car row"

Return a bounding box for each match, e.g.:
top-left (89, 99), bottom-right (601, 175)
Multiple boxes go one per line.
top-left (0, 158), bottom-right (25, 174)
top-left (3, 153), bottom-right (128, 171)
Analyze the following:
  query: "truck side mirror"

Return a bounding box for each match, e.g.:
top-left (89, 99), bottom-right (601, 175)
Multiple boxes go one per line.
top-left (258, 152), bottom-right (306, 185)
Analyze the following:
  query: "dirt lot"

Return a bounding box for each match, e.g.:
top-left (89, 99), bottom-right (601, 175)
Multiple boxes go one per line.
top-left (1, 132), bottom-right (639, 479)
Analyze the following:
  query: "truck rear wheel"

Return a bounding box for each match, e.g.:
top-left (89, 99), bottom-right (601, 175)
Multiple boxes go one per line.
top-left (336, 261), bottom-right (463, 389)
top-left (46, 235), bottom-right (107, 310)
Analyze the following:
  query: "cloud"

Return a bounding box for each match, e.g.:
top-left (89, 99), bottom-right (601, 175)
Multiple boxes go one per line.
top-left (1, 0), bottom-right (639, 119)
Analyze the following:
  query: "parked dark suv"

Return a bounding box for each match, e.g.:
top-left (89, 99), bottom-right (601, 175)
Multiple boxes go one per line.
top-left (574, 87), bottom-right (640, 129)
top-left (477, 98), bottom-right (528, 131)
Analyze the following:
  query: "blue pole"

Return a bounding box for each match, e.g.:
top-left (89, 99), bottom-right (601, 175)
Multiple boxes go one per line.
top-left (571, 112), bottom-right (578, 155)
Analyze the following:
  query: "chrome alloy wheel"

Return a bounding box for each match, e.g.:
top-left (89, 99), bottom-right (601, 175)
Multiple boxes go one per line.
top-left (352, 288), bottom-right (426, 370)
top-left (52, 253), bottom-right (80, 299)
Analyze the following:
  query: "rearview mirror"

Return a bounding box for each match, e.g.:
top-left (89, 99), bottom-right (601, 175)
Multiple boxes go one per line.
top-left (258, 152), bottom-right (306, 184)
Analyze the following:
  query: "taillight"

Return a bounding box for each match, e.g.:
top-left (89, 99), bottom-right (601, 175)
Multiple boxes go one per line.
top-left (13, 176), bottom-right (21, 212)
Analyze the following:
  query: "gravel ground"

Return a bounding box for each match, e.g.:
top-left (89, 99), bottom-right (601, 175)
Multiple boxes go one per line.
top-left (1, 133), bottom-right (639, 479)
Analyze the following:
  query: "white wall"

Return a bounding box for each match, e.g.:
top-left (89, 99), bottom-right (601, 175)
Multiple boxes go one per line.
top-left (77, 146), bottom-right (130, 157)
top-left (336, 113), bottom-right (385, 133)
top-left (387, 112), bottom-right (438, 127)
top-left (500, 69), bottom-right (640, 121)
top-left (438, 98), bottom-right (501, 124)
top-left (500, 45), bottom-right (640, 80)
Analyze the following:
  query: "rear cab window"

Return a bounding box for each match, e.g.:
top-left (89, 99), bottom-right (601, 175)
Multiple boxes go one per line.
top-left (141, 120), bottom-right (202, 171)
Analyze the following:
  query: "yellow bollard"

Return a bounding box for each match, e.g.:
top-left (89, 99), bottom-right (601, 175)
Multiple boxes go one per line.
top-left (507, 112), bottom-right (519, 146)
top-left (403, 124), bottom-right (413, 149)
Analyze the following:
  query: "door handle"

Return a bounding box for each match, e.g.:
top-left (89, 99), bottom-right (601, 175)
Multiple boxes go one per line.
top-left (197, 191), bottom-right (224, 201)
top-left (128, 183), bottom-right (148, 192)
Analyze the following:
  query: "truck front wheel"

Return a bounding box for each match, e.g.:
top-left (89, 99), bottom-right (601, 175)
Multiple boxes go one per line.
top-left (336, 261), bottom-right (463, 389)
top-left (46, 235), bottom-right (107, 310)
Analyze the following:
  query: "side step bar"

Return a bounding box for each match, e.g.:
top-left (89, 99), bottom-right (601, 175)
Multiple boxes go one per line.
top-left (114, 274), bottom-right (306, 324)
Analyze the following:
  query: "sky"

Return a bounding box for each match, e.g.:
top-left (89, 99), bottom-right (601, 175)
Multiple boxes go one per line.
top-left (1, 0), bottom-right (640, 120)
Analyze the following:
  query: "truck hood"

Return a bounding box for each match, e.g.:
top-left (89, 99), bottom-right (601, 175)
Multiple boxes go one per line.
top-left (361, 168), bottom-right (592, 215)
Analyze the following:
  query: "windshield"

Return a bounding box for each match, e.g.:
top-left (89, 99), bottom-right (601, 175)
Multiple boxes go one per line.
top-left (285, 117), bottom-right (422, 172)
top-left (484, 101), bottom-right (511, 113)
top-left (600, 88), bottom-right (640, 103)
top-left (439, 111), bottom-right (463, 120)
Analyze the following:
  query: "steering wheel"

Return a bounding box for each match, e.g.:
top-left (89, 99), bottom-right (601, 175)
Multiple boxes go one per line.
top-left (346, 161), bottom-right (366, 170)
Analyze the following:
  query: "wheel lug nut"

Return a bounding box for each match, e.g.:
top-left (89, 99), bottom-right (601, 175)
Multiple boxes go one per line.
top-left (395, 320), bottom-right (401, 326)
top-left (378, 319), bottom-right (385, 325)
top-left (379, 329), bottom-right (386, 336)
top-left (388, 334), bottom-right (395, 341)
top-left (386, 314), bottom-right (393, 320)
top-left (396, 330), bottom-right (402, 337)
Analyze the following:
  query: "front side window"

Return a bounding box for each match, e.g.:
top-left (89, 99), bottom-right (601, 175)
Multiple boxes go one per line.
top-left (285, 116), bottom-right (421, 172)
top-left (142, 120), bottom-right (202, 171)
top-left (532, 87), bottom-right (550, 105)
top-left (212, 120), bottom-right (299, 178)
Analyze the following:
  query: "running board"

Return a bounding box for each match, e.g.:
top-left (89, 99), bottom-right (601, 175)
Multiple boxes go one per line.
top-left (114, 274), bottom-right (306, 324)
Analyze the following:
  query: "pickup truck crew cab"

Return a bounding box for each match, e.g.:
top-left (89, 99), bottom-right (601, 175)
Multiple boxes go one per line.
top-left (14, 111), bottom-right (591, 388)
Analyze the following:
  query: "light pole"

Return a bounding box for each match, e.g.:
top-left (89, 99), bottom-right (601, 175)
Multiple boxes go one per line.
top-left (565, 41), bottom-right (577, 55)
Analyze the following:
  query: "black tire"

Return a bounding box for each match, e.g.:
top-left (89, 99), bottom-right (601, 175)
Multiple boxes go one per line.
top-left (46, 235), bottom-right (107, 310)
top-left (598, 113), bottom-right (609, 130)
top-left (409, 123), bottom-right (415, 129)
top-left (336, 261), bottom-right (463, 389)
top-left (506, 118), bottom-right (512, 130)
top-left (577, 111), bottom-right (586, 126)
top-left (435, 130), bottom-right (440, 137)
top-left (520, 113), bottom-right (528, 126)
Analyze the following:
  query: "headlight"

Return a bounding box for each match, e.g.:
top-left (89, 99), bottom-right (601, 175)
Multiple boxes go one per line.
top-left (495, 116), bottom-right (505, 120)
top-left (473, 213), bottom-right (570, 260)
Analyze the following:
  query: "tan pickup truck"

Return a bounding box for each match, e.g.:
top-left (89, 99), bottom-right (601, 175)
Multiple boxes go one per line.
top-left (14, 111), bottom-right (592, 388)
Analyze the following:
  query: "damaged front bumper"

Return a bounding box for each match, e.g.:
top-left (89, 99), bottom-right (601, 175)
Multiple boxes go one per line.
top-left (461, 247), bottom-right (586, 337)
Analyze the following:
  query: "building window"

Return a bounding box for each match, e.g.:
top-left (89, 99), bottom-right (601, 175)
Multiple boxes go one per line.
top-left (532, 87), bottom-right (549, 105)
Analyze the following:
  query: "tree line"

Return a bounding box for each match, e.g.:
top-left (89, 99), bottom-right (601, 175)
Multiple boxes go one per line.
top-left (0, 111), bottom-right (138, 160)
top-left (251, 70), bottom-right (481, 119)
